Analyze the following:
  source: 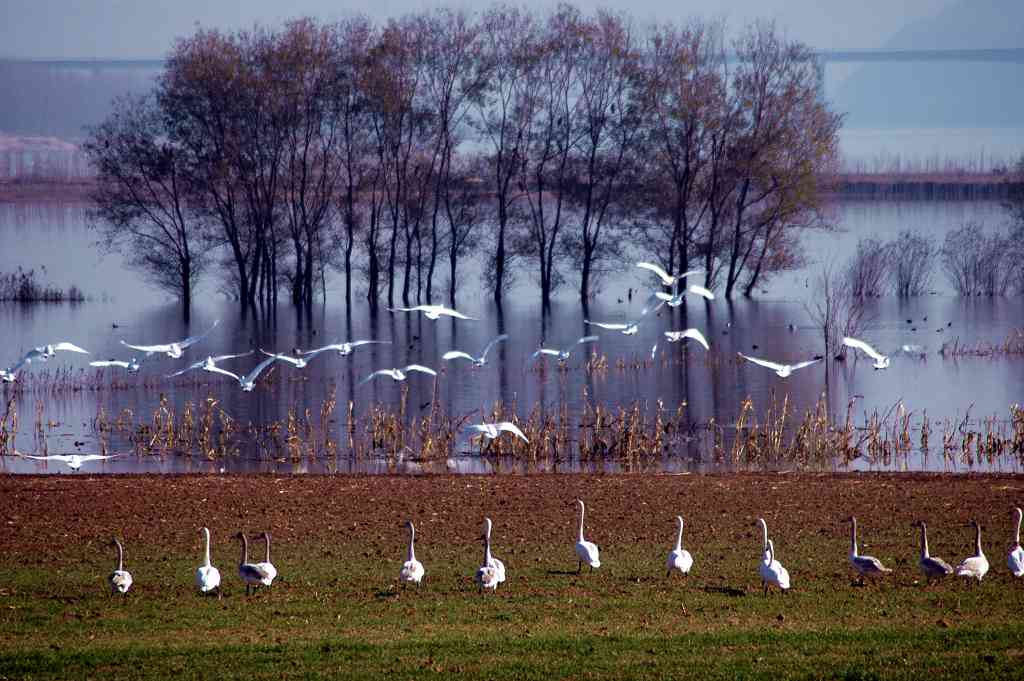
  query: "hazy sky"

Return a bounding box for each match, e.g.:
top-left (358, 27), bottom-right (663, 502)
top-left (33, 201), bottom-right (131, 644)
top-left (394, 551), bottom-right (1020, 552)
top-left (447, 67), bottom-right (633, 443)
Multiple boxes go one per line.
top-left (0, 0), bottom-right (958, 58)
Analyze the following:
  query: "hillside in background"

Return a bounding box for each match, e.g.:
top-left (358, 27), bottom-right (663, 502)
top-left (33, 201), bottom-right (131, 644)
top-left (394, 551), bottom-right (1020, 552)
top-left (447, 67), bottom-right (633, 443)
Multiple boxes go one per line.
top-left (833, 0), bottom-right (1024, 128)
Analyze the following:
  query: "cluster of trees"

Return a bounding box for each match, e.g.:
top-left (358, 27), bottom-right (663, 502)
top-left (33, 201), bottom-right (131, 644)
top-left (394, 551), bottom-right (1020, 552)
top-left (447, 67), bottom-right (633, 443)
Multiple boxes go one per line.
top-left (84, 4), bottom-right (841, 318)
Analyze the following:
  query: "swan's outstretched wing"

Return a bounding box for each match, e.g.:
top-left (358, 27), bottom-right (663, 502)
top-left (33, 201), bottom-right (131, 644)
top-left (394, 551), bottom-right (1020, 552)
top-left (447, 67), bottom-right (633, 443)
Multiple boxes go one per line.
top-left (842, 337), bottom-right (885, 362)
top-left (90, 360), bottom-right (130, 369)
top-left (584, 320), bottom-right (629, 331)
top-left (789, 358), bottom-right (823, 372)
top-left (574, 335), bottom-right (600, 348)
top-left (212, 350), bottom-right (254, 362)
top-left (480, 334), bottom-right (510, 360)
top-left (738, 353), bottom-right (786, 372)
top-left (435, 306), bottom-right (476, 320)
top-left (386, 306), bottom-right (418, 313)
top-left (51, 342), bottom-right (89, 354)
top-left (666, 329), bottom-right (710, 350)
top-left (357, 369), bottom-right (393, 387)
top-left (402, 365), bottom-right (437, 377)
top-left (242, 355), bottom-right (281, 383)
top-left (295, 345), bottom-right (339, 359)
top-left (686, 284), bottom-right (715, 300)
top-left (205, 365), bottom-right (242, 382)
top-left (259, 349), bottom-right (303, 367)
top-left (79, 454), bottom-right (120, 463)
top-left (179, 320), bottom-right (220, 349)
top-left (637, 261), bottom-right (673, 285)
top-left (643, 292), bottom-right (668, 315)
top-left (442, 351), bottom-right (477, 363)
top-left (496, 422), bottom-right (529, 442)
top-left (166, 362), bottom-right (203, 378)
top-left (465, 424), bottom-right (491, 435)
top-left (531, 348), bottom-right (561, 359)
top-left (121, 340), bottom-right (171, 354)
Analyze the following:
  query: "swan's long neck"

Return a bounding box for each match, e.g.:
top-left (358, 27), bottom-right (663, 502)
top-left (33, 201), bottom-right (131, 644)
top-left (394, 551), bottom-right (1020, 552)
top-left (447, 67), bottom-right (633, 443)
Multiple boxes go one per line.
top-left (263, 534), bottom-right (272, 563)
top-left (767, 539), bottom-right (775, 564)
top-left (484, 519), bottom-right (493, 563)
top-left (919, 523), bottom-right (929, 559)
top-left (974, 523), bottom-right (984, 557)
top-left (758, 519), bottom-right (768, 552)
top-left (407, 523), bottom-right (416, 562)
top-left (577, 502), bottom-right (586, 543)
top-left (115, 540), bottom-right (124, 572)
top-left (238, 535), bottom-right (249, 566)
top-left (849, 518), bottom-right (859, 557)
top-left (675, 517), bottom-right (684, 552)
top-left (1015, 508), bottom-right (1023, 546)
top-left (203, 528), bottom-right (212, 568)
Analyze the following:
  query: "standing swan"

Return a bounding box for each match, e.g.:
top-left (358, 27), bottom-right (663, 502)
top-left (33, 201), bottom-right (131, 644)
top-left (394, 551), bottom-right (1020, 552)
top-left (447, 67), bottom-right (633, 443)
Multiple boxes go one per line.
top-left (234, 532), bottom-right (269, 596)
top-left (195, 527), bottom-right (222, 597)
top-left (955, 520), bottom-right (989, 583)
top-left (474, 526), bottom-right (500, 592)
top-left (913, 521), bottom-right (953, 584)
top-left (574, 499), bottom-right (601, 574)
top-left (759, 538), bottom-right (790, 594)
top-left (108, 538), bottom-right (132, 596)
top-left (1009, 508), bottom-right (1024, 577)
top-left (254, 532), bottom-right (277, 587)
top-left (756, 518), bottom-right (781, 570)
top-left (666, 515), bottom-right (693, 578)
top-left (482, 517), bottom-right (506, 585)
top-left (846, 516), bottom-right (893, 585)
top-left (399, 520), bottom-right (425, 586)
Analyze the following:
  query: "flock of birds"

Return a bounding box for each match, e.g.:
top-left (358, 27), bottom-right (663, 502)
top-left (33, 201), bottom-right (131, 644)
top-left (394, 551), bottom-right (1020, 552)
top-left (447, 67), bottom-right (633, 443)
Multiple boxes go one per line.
top-left (104, 503), bottom-right (1024, 597)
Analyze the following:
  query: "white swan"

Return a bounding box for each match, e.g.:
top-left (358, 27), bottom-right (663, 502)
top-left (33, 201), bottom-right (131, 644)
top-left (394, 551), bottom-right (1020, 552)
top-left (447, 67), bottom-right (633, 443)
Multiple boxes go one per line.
top-left (653, 284), bottom-right (715, 308)
top-left (842, 337), bottom-right (890, 369)
top-left (466, 422), bottom-right (529, 443)
top-left (574, 499), bottom-right (601, 573)
top-left (666, 515), bottom-right (694, 577)
top-left (90, 358), bottom-right (142, 373)
top-left (399, 520), bottom-right (425, 585)
top-left (254, 532), bottom-right (277, 587)
top-left (914, 521), bottom-right (952, 584)
top-left (16, 452), bottom-right (120, 471)
top-left (474, 518), bottom-right (504, 591)
top-left (664, 329), bottom-right (710, 350)
top-left (259, 348), bottom-right (311, 369)
top-left (1009, 508), bottom-right (1024, 577)
top-left (205, 354), bottom-right (282, 392)
top-left (532, 336), bottom-right (599, 363)
top-left (121, 320), bottom-right (219, 359)
top-left (756, 518), bottom-right (780, 568)
top-left (636, 262), bottom-right (705, 288)
top-left (738, 353), bottom-right (822, 378)
top-left (196, 527), bottom-right (222, 596)
top-left (166, 350), bottom-right (254, 378)
top-left (955, 520), bottom-right (989, 583)
top-left (297, 340), bottom-right (390, 359)
top-left (846, 516), bottom-right (893, 584)
top-left (108, 538), bottom-right (133, 595)
top-left (2, 342), bottom-right (89, 381)
top-left (443, 334), bottom-right (509, 367)
top-left (234, 532), bottom-right (270, 595)
top-left (387, 304), bottom-right (477, 321)
top-left (358, 364), bottom-right (437, 387)
top-left (759, 538), bottom-right (790, 594)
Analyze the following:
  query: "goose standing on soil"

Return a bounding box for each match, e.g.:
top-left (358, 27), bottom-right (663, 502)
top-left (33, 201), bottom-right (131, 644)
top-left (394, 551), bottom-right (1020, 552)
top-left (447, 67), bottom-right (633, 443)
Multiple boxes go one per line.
top-left (914, 521), bottom-right (953, 584)
top-left (399, 520), bottom-right (425, 586)
top-left (666, 515), bottom-right (694, 578)
top-left (846, 516), bottom-right (893, 585)
top-left (195, 527), bottom-right (222, 596)
top-left (955, 520), bottom-right (989, 583)
top-left (234, 532), bottom-right (269, 595)
top-left (255, 532), bottom-right (278, 587)
top-left (108, 538), bottom-right (133, 595)
top-left (759, 538), bottom-right (790, 595)
top-left (574, 499), bottom-right (601, 573)
top-left (1009, 507), bottom-right (1024, 577)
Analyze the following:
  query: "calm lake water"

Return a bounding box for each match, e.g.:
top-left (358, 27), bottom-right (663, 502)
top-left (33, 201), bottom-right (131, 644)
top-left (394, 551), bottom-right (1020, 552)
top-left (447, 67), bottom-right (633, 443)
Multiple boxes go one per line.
top-left (1, 198), bottom-right (1022, 474)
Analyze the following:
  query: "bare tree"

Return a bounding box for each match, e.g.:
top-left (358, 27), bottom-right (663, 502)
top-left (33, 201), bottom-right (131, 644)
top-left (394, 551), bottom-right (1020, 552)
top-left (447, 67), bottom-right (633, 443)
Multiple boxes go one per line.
top-left (845, 237), bottom-right (891, 298)
top-left (805, 261), bottom-right (870, 361)
top-left (888, 229), bottom-right (935, 297)
top-left (940, 221), bottom-right (1014, 296)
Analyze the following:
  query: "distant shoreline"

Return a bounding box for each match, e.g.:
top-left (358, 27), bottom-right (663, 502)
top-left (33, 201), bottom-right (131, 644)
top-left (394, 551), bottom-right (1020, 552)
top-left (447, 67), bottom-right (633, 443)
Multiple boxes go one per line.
top-left (0, 178), bottom-right (94, 203)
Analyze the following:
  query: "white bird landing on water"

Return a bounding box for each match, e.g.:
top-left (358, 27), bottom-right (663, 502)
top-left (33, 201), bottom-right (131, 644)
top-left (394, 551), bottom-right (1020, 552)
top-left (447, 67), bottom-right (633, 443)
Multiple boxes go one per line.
top-left (165, 350), bottom-right (254, 378)
top-left (842, 337), bottom-right (890, 369)
top-left (2, 342), bottom-right (90, 381)
top-left (466, 421), bottom-right (529, 444)
top-left (387, 304), bottom-right (477, 321)
top-left (17, 452), bottom-right (120, 471)
top-left (664, 329), bottom-right (710, 350)
top-left (532, 336), bottom-right (599, 363)
top-left (297, 340), bottom-right (390, 359)
top-left (738, 353), bottom-right (822, 378)
top-left (90, 357), bottom-right (143, 373)
top-left (205, 354), bottom-right (282, 392)
top-left (121, 320), bottom-right (220, 359)
top-left (358, 364), bottom-right (437, 387)
top-left (636, 262), bottom-right (705, 288)
top-left (443, 334), bottom-right (509, 367)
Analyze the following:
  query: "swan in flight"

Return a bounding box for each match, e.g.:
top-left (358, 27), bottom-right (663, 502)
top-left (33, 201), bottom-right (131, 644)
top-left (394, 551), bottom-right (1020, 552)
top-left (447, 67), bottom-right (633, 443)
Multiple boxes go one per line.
top-left (108, 538), bottom-right (133, 595)
top-left (846, 516), bottom-right (893, 585)
top-left (574, 499), bottom-right (601, 573)
top-left (259, 348), bottom-right (312, 369)
top-left (466, 422), bottom-right (529, 443)
top-left (443, 334), bottom-right (509, 367)
top-left (165, 350), bottom-right (253, 378)
top-left (653, 284), bottom-right (716, 308)
top-left (297, 340), bottom-right (390, 359)
top-left (759, 538), bottom-right (790, 595)
top-left (205, 354), bottom-right (282, 392)
top-left (90, 358), bottom-right (142, 373)
top-left (387, 304), bottom-right (476, 321)
top-left (399, 520), bottom-right (425, 586)
top-left (196, 527), bottom-right (222, 597)
top-left (121, 320), bottom-right (219, 359)
top-left (584, 318), bottom-right (644, 336)
top-left (842, 337), bottom-right (890, 369)
top-left (913, 521), bottom-right (952, 584)
top-left (738, 353), bottom-right (821, 378)
top-left (955, 520), bottom-right (989, 583)
top-left (16, 452), bottom-right (120, 471)
top-left (2, 342), bottom-right (89, 381)
top-left (532, 336), bottom-right (599, 363)
top-left (234, 532), bottom-right (271, 595)
top-left (476, 517), bottom-right (507, 589)
top-left (666, 515), bottom-right (694, 577)
top-left (254, 532), bottom-right (277, 587)
top-left (636, 262), bottom-right (705, 288)
top-left (358, 364), bottom-right (437, 387)
top-left (664, 329), bottom-right (710, 350)
top-left (1009, 507), bottom-right (1024, 577)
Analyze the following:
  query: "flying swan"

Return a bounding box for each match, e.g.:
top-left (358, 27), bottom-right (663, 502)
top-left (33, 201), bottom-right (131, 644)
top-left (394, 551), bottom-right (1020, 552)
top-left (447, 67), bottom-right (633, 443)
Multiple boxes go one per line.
top-left (121, 320), bottom-right (220, 359)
